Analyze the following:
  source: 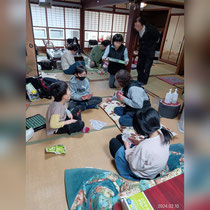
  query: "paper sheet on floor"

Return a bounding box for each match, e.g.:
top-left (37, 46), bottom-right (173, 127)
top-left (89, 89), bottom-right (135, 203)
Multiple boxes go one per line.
top-left (89, 120), bottom-right (107, 130)
top-left (41, 72), bottom-right (57, 79)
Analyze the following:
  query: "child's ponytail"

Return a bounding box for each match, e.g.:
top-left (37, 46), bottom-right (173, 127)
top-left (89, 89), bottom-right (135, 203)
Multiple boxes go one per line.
top-left (133, 107), bottom-right (173, 144)
top-left (160, 127), bottom-right (173, 145)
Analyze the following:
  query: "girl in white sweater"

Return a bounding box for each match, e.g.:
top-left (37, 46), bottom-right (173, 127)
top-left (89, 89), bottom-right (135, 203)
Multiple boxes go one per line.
top-left (109, 107), bottom-right (173, 181)
top-left (61, 43), bottom-right (85, 74)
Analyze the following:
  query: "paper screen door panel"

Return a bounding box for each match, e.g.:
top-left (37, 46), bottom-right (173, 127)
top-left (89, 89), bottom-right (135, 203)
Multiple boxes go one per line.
top-left (161, 16), bottom-right (179, 60)
top-left (113, 14), bottom-right (126, 32)
top-left (85, 11), bottom-right (99, 31)
top-left (168, 16), bottom-right (184, 63)
top-left (99, 12), bottom-right (112, 32)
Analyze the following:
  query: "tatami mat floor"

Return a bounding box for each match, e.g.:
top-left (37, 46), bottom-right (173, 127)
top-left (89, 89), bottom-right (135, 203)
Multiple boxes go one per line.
top-left (26, 63), bottom-right (184, 210)
top-left (26, 127), bottom-right (120, 210)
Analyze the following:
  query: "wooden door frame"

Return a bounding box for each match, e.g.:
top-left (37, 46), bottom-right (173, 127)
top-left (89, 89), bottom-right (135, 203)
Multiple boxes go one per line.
top-left (159, 13), bottom-right (184, 66)
top-left (26, 0), bottom-right (38, 77)
top-left (128, 7), bottom-right (171, 70)
top-left (141, 8), bottom-right (171, 33)
top-left (143, 8), bottom-right (171, 12)
top-left (176, 42), bottom-right (184, 74)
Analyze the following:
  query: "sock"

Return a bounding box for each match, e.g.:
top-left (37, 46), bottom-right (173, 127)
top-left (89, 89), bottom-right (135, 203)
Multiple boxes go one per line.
top-left (81, 126), bottom-right (90, 133)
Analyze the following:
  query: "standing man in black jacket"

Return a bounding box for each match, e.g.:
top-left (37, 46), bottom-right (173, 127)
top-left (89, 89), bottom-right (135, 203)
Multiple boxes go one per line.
top-left (134, 17), bottom-right (160, 85)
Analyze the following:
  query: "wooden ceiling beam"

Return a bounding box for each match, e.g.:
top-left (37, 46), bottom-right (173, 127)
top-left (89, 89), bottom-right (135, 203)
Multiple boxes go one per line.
top-left (144, 0), bottom-right (184, 9)
top-left (30, 0), bottom-right (82, 8)
top-left (82, 0), bottom-right (130, 9)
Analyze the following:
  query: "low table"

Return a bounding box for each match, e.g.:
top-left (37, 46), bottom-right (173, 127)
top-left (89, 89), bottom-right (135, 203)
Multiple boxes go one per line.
top-left (46, 48), bottom-right (64, 68)
top-left (114, 174), bottom-right (184, 210)
top-left (144, 174), bottom-right (184, 209)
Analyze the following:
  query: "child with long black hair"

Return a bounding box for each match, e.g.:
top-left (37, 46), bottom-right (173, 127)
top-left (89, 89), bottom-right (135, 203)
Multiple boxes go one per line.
top-left (67, 37), bottom-right (81, 55)
top-left (109, 107), bottom-right (173, 181)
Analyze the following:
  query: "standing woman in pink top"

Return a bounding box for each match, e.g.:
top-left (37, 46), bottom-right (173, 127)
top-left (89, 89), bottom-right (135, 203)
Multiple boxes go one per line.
top-left (109, 107), bottom-right (173, 181)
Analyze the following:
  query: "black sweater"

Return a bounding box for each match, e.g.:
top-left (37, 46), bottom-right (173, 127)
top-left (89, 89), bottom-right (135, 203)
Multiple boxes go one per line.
top-left (138, 24), bottom-right (160, 57)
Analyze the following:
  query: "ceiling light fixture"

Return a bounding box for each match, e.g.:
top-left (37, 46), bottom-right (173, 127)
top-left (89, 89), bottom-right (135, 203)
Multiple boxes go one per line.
top-left (128, 0), bottom-right (147, 10)
top-left (140, 2), bottom-right (147, 8)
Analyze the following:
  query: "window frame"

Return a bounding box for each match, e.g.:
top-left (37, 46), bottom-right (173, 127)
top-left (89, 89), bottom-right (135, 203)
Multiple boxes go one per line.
top-left (30, 3), bottom-right (129, 48)
top-left (33, 27), bottom-right (47, 39)
top-left (84, 9), bottom-right (129, 48)
top-left (31, 3), bottom-right (81, 47)
top-left (49, 28), bottom-right (65, 39)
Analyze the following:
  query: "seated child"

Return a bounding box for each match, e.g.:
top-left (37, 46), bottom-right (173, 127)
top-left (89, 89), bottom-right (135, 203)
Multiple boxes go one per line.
top-left (102, 34), bottom-right (129, 88)
top-left (89, 40), bottom-right (111, 68)
top-left (106, 69), bottom-right (151, 126)
top-left (67, 37), bottom-right (81, 55)
top-left (46, 81), bottom-right (89, 135)
top-left (61, 43), bottom-right (85, 75)
top-left (109, 107), bottom-right (173, 181)
top-left (68, 66), bottom-right (102, 111)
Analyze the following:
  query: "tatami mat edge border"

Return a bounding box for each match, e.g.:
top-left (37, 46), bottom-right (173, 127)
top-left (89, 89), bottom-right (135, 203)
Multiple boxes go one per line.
top-left (29, 96), bottom-right (112, 107)
top-left (26, 124), bottom-right (117, 146)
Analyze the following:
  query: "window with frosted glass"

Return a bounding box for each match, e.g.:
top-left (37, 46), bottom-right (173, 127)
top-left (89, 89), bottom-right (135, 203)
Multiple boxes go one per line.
top-left (85, 31), bottom-right (98, 41)
top-left (33, 27), bottom-right (47, 39)
top-left (65, 8), bottom-right (80, 29)
top-left (66, 30), bottom-right (80, 40)
top-left (47, 6), bottom-right (64, 28)
top-left (49, 29), bottom-right (64, 39)
top-left (113, 14), bottom-right (126, 32)
top-left (31, 4), bottom-right (46, 27)
top-left (85, 11), bottom-right (99, 31)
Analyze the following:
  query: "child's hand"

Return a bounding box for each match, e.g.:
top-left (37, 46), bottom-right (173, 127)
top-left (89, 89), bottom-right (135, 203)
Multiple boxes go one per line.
top-left (82, 94), bottom-right (92, 100)
top-left (67, 113), bottom-right (73, 120)
top-left (128, 136), bottom-right (140, 146)
top-left (82, 95), bottom-right (88, 100)
top-left (125, 61), bottom-right (129, 66)
top-left (106, 97), bottom-right (112, 103)
top-left (87, 93), bottom-right (93, 100)
top-left (116, 91), bottom-right (125, 101)
top-left (124, 140), bottom-right (131, 150)
top-left (65, 119), bottom-right (77, 125)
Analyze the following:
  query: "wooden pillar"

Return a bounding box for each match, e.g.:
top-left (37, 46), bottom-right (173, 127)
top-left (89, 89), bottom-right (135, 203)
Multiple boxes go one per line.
top-left (26, 0), bottom-right (38, 77)
top-left (125, 3), bottom-right (141, 72)
top-left (159, 8), bottom-right (171, 61)
top-left (80, 7), bottom-right (85, 51)
top-left (176, 43), bottom-right (184, 75)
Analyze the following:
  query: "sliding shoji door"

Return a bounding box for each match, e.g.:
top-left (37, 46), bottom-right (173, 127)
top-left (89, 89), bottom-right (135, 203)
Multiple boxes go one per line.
top-left (99, 12), bottom-right (112, 42)
top-left (112, 14), bottom-right (128, 44)
top-left (84, 11), bottom-right (99, 47)
top-left (161, 14), bottom-right (184, 65)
